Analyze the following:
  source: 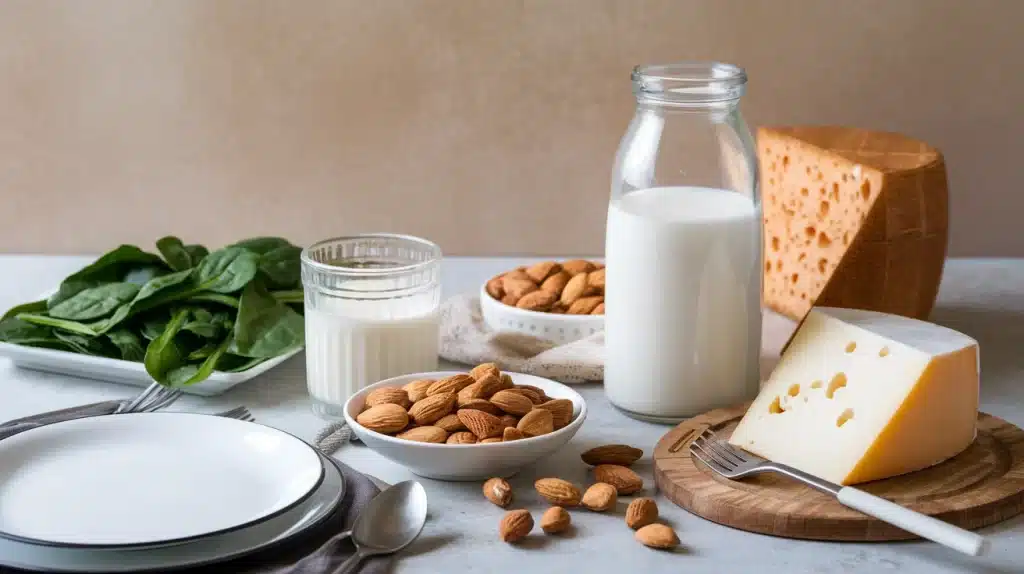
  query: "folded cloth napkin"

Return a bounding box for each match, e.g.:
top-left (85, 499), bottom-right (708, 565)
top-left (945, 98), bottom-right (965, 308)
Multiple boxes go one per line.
top-left (439, 293), bottom-right (603, 383)
top-left (0, 459), bottom-right (389, 574)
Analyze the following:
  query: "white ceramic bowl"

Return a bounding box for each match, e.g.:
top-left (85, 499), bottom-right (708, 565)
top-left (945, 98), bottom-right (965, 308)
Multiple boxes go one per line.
top-left (478, 285), bottom-right (604, 345)
top-left (344, 371), bottom-right (587, 481)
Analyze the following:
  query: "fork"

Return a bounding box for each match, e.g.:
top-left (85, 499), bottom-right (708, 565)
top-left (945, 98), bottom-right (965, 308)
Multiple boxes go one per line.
top-left (215, 406), bottom-right (255, 422)
top-left (116, 382), bottom-right (184, 414)
top-left (689, 428), bottom-right (990, 557)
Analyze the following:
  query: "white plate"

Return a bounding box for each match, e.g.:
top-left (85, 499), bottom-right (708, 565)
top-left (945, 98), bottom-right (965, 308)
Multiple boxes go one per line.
top-left (0, 413), bottom-right (324, 547)
top-left (0, 451), bottom-right (346, 573)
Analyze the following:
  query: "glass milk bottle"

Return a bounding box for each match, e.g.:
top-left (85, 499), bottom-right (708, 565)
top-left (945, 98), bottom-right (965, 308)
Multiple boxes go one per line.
top-left (604, 62), bottom-right (762, 423)
top-left (301, 234), bottom-right (442, 419)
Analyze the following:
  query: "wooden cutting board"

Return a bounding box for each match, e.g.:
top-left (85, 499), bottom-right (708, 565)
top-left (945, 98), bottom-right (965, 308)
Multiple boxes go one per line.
top-left (653, 404), bottom-right (1024, 541)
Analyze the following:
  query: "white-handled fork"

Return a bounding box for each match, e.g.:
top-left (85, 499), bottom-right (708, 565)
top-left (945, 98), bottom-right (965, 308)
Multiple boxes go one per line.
top-left (690, 429), bottom-right (990, 557)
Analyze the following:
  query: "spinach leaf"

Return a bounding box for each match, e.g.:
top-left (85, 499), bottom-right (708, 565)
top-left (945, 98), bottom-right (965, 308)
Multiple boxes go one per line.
top-left (134, 269), bottom-right (193, 303)
top-left (1, 300), bottom-right (48, 321)
top-left (229, 237), bottom-right (293, 254)
top-left (140, 312), bottom-right (170, 340)
top-left (54, 331), bottom-right (117, 357)
top-left (166, 335), bottom-right (232, 385)
top-left (0, 317), bottom-right (60, 345)
top-left (143, 308), bottom-right (190, 384)
top-left (16, 314), bottom-right (99, 336)
top-left (187, 342), bottom-right (218, 361)
top-left (185, 244), bottom-right (209, 264)
top-left (182, 307), bottom-right (223, 339)
top-left (270, 289), bottom-right (304, 304)
top-left (122, 266), bottom-right (166, 286)
top-left (216, 353), bottom-right (267, 373)
top-left (156, 236), bottom-right (204, 272)
top-left (193, 247), bottom-right (260, 294)
top-left (258, 245), bottom-right (302, 289)
top-left (229, 281), bottom-right (304, 358)
top-left (49, 245), bottom-right (166, 307)
top-left (48, 283), bottom-right (140, 321)
top-left (106, 328), bottom-right (145, 361)
top-left (186, 293), bottom-right (239, 308)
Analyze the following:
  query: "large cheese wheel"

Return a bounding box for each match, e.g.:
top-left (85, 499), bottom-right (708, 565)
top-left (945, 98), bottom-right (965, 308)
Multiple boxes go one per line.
top-left (758, 126), bottom-right (948, 321)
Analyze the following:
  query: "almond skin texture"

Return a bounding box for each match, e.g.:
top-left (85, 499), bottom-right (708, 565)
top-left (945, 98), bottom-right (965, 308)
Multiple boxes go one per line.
top-left (635, 524), bottom-right (679, 549)
top-left (426, 374), bottom-right (476, 397)
top-left (562, 259), bottom-right (596, 276)
top-left (402, 379), bottom-right (435, 403)
top-left (626, 498), bottom-right (659, 529)
top-left (581, 444), bottom-right (644, 466)
top-left (560, 272), bottom-right (591, 305)
top-left (503, 278), bottom-right (538, 299)
top-left (501, 294), bottom-right (520, 306)
top-left (470, 363), bottom-right (501, 381)
top-left (502, 427), bottom-right (525, 441)
top-left (485, 275), bottom-right (505, 300)
top-left (356, 403), bottom-right (409, 434)
top-left (526, 261), bottom-right (562, 283)
top-left (497, 373), bottom-right (515, 392)
top-left (535, 478), bottom-right (581, 507)
top-left (501, 269), bottom-right (532, 285)
top-left (490, 390), bottom-right (535, 416)
top-left (364, 387), bottom-right (412, 410)
top-left (396, 426), bottom-right (447, 443)
top-left (506, 387), bottom-right (544, 405)
top-left (459, 399), bottom-right (504, 416)
top-left (516, 289), bottom-right (557, 311)
top-left (536, 399), bottom-right (573, 429)
top-left (477, 373), bottom-right (508, 397)
top-left (457, 409), bottom-right (504, 439)
top-left (567, 295), bottom-right (603, 315)
top-left (499, 414), bottom-right (519, 429)
top-left (587, 267), bottom-right (606, 289)
top-left (517, 408), bottom-right (554, 437)
top-left (446, 431), bottom-right (477, 445)
top-left (540, 270), bottom-right (571, 295)
top-left (517, 384), bottom-right (549, 402)
top-left (592, 302), bottom-right (605, 315)
top-left (540, 506), bottom-right (571, 534)
top-left (407, 392), bottom-right (456, 425)
top-left (549, 304), bottom-right (567, 314)
top-left (593, 464), bottom-right (643, 495)
top-left (581, 483), bottom-right (618, 512)
top-left (434, 413), bottom-right (467, 433)
top-left (483, 477), bottom-right (513, 508)
top-left (480, 438), bottom-right (503, 444)
top-left (499, 510), bottom-right (533, 543)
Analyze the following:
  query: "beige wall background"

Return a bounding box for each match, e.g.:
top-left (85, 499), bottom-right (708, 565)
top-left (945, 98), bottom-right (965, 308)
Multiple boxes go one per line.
top-left (0, 0), bottom-right (1019, 256)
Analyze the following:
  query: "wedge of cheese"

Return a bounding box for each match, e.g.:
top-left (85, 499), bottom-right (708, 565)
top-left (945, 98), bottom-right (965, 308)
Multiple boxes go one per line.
top-left (729, 306), bottom-right (978, 485)
top-left (759, 126), bottom-right (948, 322)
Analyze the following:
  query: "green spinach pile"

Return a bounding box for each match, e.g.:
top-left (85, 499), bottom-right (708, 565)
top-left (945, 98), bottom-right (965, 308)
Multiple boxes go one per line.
top-left (0, 237), bottom-right (305, 386)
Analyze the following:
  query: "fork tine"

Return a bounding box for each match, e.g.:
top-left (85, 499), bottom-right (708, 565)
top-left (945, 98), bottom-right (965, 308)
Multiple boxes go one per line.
top-left (703, 431), bottom-right (746, 464)
top-left (138, 389), bottom-right (184, 413)
top-left (119, 382), bottom-right (161, 413)
top-left (690, 441), bottom-right (735, 475)
top-left (692, 436), bottom-right (736, 470)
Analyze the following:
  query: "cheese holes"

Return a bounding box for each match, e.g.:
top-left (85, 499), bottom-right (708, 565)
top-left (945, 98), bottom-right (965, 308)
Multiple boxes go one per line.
top-left (879, 346), bottom-right (890, 357)
top-left (842, 173), bottom-right (849, 183)
top-left (860, 180), bottom-right (871, 200)
top-left (836, 408), bottom-right (855, 427)
top-left (830, 183), bottom-right (840, 202)
top-left (843, 232), bottom-right (850, 245)
top-left (788, 384), bottom-right (800, 397)
top-left (791, 273), bottom-right (799, 284)
top-left (805, 226), bottom-right (816, 239)
top-left (766, 261), bottom-right (772, 273)
top-left (845, 341), bottom-right (857, 353)
top-left (768, 396), bottom-right (784, 414)
top-left (818, 232), bottom-right (832, 248)
top-left (769, 177), bottom-right (775, 186)
top-left (771, 236), bottom-right (780, 252)
top-left (825, 373), bottom-right (848, 399)
top-left (798, 252), bottom-right (807, 262)
top-left (819, 201), bottom-right (830, 217)
top-left (800, 187), bottom-right (809, 197)
top-left (805, 166), bottom-right (811, 176)
top-left (782, 155), bottom-right (790, 169)
top-left (810, 380), bottom-right (823, 389)
top-left (817, 258), bottom-right (828, 273)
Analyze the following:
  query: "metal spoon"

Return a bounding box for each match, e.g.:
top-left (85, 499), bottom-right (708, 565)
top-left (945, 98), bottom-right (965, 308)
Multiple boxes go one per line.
top-left (334, 480), bottom-right (428, 574)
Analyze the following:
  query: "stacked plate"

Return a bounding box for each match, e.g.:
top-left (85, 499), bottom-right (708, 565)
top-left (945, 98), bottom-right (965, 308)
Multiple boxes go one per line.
top-left (0, 413), bottom-right (345, 572)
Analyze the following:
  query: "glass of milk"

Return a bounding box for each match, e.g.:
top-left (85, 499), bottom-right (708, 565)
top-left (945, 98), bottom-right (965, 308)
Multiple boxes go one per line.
top-left (605, 62), bottom-right (762, 423)
top-left (301, 234), bottom-right (442, 419)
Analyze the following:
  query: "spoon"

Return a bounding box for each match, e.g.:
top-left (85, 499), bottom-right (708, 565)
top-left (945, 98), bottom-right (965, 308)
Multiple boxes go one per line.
top-left (335, 480), bottom-right (428, 574)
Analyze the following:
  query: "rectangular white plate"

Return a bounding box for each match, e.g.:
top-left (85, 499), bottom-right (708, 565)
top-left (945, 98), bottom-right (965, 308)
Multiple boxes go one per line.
top-left (0, 290), bottom-right (303, 396)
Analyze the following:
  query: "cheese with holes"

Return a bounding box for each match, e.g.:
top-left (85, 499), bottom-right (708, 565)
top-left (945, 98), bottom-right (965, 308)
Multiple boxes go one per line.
top-left (759, 126), bottom-right (948, 322)
top-left (729, 307), bottom-right (978, 485)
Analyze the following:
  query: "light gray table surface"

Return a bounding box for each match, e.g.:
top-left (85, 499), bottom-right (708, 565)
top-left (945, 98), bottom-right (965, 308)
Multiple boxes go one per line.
top-left (0, 255), bottom-right (1020, 574)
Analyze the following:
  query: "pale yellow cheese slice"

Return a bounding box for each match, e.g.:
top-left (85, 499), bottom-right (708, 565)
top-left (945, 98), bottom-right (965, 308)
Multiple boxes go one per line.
top-left (729, 306), bottom-right (978, 485)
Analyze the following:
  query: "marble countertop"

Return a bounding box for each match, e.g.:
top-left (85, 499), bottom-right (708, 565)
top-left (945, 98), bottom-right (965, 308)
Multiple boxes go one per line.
top-left (0, 255), bottom-right (1020, 574)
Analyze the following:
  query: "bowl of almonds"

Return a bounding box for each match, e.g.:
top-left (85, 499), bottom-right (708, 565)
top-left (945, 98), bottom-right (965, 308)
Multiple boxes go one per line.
top-left (344, 363), bottom-right (587, 480)
top-left (480, 259), bottom-right (605, 344)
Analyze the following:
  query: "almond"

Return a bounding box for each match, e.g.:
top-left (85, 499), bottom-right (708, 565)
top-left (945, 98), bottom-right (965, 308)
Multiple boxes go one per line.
top-left (516, 384), bottom-right (549, 401)
top-left (402, 379), bottom-right (435, 403)
top-left (536, 399), bottom-right (573, 429)
top-left (485, 275), bottom-right (505, 300)
top-left (567, 295), bottom-right (603, 315)
top-left (593, 464), bottom-right (643, 495)
top-left (540, 506), bottom-right (571, 534)
top-left (506, 387), bottom-right (544, 405)
top-left (516, 289), bottom-right (557, 311)
top-left (587, 267), bottom-right (606, 290)
top-left (364, 387), bottom-right (411, 410)
top-left (502, 427), bottom-right (525, 441)
top-left (499, 414), bottom-right (519, 429)
top-left (517, 408), bottom-right (554, 437)
top-left (526, 261), bottom-right (562, 283)
top-left (549, 303), bottom-right (566, 314)
top-left (625, 498), bottom-right (659, 529)
top-left (581, 483), bottom-right (618, 512)
top-left (581, 444), bottom-right (644, 466)
top-left (426, 374), bottom-right (476, 396)
top-left (396, 426), bottom-right (447, 443)
top-left (497, 373), bottom-right (515, 392)
top-left (456, 382), bottom-right (484, 406)
top-left (562, 259), bottom-right (595, 276)
top-left (503, 278), bottom-right (538, 299)
top-left (560, 272), bottom-right (591, 305)
top-left (635, 523), bottom-right (678, 549)
top-left (478, 372), bottom-right (509, 397)
top-left (459, 399), bottom-right (504, 417)
top-left (592, 302), bottom-right (605, 315)
top-left (355, 403), bottom-right (409, 434)
top-left (540, 270), bottom-right (572, 295)
top-left (457, 409), bottom-right (504, 439)
top-left (534, 478), bottom-right (581, 507)
top-left (499, 509), bottom-right (533, 543)
top-left (480, 437), bottom-right (503, 443)
top-left (502, 269), bottom-right (532, 284)
top-left (446, 431), bottom-right (477, 444)
top-left (408, 392), bottom-right (456, 425)
top-left (470, 363), bottom-right (501, 381)
top-left (501, 294), bottom-right (520, 306)
top-left (483, 477), bottom-right (513, 508)
top-left (490, 390), bottom-right (535, 416)
top-left (434, 413), bottom-right (467, 433)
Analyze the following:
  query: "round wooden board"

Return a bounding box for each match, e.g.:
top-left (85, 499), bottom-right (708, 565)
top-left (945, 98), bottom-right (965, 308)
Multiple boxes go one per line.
top-left (653, 404), bottom-right (1024, 541)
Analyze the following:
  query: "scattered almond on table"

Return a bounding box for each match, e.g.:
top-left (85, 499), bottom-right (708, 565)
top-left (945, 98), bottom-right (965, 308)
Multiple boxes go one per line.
top-left (485, 260), bottom-right (605, 314)
top-left (540, 507), bottom-right (571, 534)
top-left (625, 498), bottom-right (659, 529)
top-left (499, 510), bottom-right (533, 543)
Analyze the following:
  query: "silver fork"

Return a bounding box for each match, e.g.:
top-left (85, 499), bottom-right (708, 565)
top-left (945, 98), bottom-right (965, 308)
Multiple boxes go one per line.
top-left (689, 428), bottom-right (989, 557)
top-left (116, 382), bottom-right (184, 414)
top-left (215, 406), bottom-right (255, 422)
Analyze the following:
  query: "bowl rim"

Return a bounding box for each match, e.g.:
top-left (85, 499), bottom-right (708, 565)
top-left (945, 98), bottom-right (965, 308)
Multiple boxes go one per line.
top-left (343, 370), bottom-right (588, 449)
top-left (478, 284), bottom-right (605, 323)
